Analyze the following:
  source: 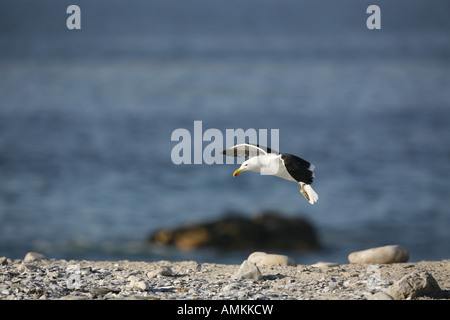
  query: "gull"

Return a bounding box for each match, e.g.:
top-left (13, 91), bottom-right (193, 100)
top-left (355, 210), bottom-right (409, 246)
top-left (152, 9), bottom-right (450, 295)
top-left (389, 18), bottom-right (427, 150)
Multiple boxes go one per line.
top-left (222, 143), bottom-right (318, 204)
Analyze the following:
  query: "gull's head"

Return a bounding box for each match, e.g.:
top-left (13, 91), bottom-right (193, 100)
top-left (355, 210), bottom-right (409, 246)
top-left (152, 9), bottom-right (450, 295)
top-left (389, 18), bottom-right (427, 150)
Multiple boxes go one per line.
top-left (233, 158), bottom-right (260, 177)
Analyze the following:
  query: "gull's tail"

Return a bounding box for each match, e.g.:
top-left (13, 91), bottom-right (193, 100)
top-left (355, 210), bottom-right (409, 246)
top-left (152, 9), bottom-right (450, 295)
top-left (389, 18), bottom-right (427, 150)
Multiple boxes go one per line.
top-left (300, 183), bottom-right (319, 205)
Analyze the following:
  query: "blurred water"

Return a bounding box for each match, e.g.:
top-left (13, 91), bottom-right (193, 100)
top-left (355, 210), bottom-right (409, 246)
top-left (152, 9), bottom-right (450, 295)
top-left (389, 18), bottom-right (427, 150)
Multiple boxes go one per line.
top-left (0, 0), bottom-right (449, 264)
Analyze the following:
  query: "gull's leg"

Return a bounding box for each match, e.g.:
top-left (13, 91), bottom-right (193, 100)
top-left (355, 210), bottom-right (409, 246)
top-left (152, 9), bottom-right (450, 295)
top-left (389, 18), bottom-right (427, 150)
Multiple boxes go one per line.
top-left (299, 183), bottom-right (310, 202)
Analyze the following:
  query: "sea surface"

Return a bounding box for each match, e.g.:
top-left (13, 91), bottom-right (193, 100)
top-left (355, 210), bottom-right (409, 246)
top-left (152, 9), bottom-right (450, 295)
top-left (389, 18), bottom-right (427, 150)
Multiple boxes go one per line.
top-left (1, 0), bottom-right (449, 264)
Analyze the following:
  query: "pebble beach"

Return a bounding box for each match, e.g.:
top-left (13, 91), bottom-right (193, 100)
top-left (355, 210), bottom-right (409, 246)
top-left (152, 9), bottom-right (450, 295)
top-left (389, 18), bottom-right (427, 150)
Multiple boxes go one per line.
top-left (1, 253), bottom-right (448, 300)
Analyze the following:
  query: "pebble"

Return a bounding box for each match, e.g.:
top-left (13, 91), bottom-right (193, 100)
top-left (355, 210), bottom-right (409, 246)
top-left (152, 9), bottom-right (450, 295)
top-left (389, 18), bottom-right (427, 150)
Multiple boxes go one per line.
top-left (386, 272), bottom-right (443, 300)
top-left (222, 282), bottom-right (240, 292)
top-left (0, 256), bottom-right (447, 300)
top-left (147, 266), bottom-right (174, 278)
top-left (348, 245), bottom-right (410, 264)
top-left (231, 260), bottom-right (263, 281)
top-left (24, 252), bottom-right (46, 263)
top-left (127, 275), bottom-right (149, 291)
top-left (248, 252), bottom-right (296, 267)
top-left (90, 287), bottom-right (118, 298)
top-left (0, 257), bottom-right (8, 266)
top-left (368, 291), bottom-right (394, 300)
top-left (311, 262), bottom-right (340, 269)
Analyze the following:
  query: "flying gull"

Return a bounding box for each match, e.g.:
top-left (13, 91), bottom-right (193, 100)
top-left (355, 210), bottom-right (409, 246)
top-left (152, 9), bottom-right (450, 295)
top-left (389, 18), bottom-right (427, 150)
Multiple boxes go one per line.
top-left (222, 143), bottom-right (318, 204)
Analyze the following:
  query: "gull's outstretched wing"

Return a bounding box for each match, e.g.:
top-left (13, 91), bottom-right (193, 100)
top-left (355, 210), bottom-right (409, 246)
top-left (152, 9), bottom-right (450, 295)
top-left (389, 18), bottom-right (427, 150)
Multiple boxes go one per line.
top-left (221, 143), bottom-right (279, 158)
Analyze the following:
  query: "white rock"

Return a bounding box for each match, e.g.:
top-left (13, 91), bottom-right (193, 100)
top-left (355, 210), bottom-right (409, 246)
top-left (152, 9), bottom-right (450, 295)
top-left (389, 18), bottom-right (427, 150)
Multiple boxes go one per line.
top-left (348, 245), bottom-right (409, 264)
top-left (248, 252), bottom-right (296, 267)
top-left (1, 287), bottom-right (12, 295)
top-left (368, 291), bottom-right (394, 300)
top-left (128, 275), bottom-right (149, 291)
top-left (222, 283), bottom-right (240, 292)
top-left (311, 261), bottom-right (340, 269)
top-left (231, 260), bottom-right (263, 281)
top-left (134, 281), bottom-right (149, 291)
top-left (24, 252), bottom-right (46, 262)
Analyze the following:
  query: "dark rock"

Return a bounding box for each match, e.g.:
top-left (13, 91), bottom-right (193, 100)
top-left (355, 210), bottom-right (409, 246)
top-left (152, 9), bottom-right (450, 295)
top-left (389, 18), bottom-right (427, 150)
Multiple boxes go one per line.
top-left (148, 211), bottom-right (320, 251)
top-left (0, 257), bottom-right (8, 266)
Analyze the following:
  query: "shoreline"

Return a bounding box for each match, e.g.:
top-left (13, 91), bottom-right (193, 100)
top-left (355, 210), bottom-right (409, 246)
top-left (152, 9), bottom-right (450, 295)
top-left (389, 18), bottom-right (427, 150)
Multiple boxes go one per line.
top-left (0, 254), bottom-right (449, 300)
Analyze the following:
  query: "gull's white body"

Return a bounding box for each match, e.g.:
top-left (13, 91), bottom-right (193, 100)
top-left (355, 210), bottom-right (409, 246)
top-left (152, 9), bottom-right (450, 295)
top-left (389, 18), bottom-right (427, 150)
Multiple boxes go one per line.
top-left (223, 144), bottom-right (319, 205)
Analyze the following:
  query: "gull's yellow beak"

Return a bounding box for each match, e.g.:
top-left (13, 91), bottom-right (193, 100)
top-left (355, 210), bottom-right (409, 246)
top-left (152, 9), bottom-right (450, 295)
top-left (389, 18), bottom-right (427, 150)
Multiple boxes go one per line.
top-left (233, 168), bottom-right (245, 177)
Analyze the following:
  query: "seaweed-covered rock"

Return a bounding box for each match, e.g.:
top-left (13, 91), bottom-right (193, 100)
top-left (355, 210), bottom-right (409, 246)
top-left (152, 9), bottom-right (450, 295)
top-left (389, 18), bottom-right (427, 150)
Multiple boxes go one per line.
top-left (149, 211), bottom-right (320, 251)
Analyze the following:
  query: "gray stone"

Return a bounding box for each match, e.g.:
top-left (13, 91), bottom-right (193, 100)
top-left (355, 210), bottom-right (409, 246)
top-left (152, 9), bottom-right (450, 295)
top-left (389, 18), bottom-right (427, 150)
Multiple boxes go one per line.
top-left (222, 282), bottom-right (240, 292)
top-left (90, 287), bottom-right (119, 298)
top-left (81, 266), bottom-right (92, 275)
top-left (159, 266), bottom-right (174, 276)
top-left (231, 260), bottom-right (263, 281)
top-left (58, 293), bottom-right (89, 300)
top-left (24, 252), bottom-right (46, 263)
top-left (147, 266), bottom-right (174, 278)
top-left (348, 245), bottom-right (409, 264)
top-left (248, 252), bottom-right (296, 267)
top-left (386, 272), bottom-right (443, 300)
